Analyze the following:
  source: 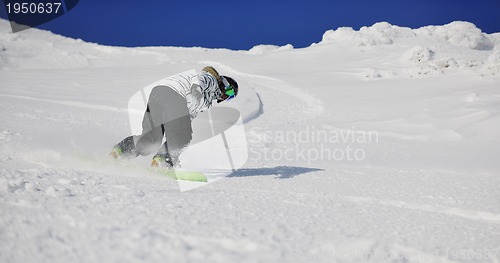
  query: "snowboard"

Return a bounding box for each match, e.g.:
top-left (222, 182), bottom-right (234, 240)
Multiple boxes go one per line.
top-left (76, 155), bottom-right (208, 182)
top-left (148, 167), bottom-right (207, 182)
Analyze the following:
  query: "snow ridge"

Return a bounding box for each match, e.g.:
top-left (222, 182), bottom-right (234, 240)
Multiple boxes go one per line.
top-left (321, 21), bottom-right (494, 50)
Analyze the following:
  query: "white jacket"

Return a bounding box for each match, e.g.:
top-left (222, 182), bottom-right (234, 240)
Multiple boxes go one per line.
top-left (154, 70), bottom-right (222, 119)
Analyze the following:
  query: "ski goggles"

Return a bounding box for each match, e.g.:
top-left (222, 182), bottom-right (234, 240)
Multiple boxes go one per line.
top-left (222, 77), bottom-right (236, 101)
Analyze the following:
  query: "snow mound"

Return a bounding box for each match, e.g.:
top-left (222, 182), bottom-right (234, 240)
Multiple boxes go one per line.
top-left (247, 44), bottom-right (293, 54)
top-left (491, 33), bottom-right (500, 46)
top-left (0, 21), bottom-right (91, 70)
top-left (401, 46), bottom-right (434, 63)
top-left (0, 20), bottom-right (101, 69)
top-left (401, 46), bottom-right (454, 78)
top-left (321, 22), bottom-right (416, 46)
top-left (415, 21), bottom-right (494, 50)
top-left (319, 21), bottom-right (499, 78)
top-left (479, 50), bottom-right (500, 76)
top-left (0, 19), bottom-right (171, 70)
top-left (320, 21), bottom-right (494, 51)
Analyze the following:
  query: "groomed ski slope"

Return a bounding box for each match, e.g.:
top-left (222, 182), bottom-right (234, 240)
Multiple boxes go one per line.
top-left (1, 19), bottom-right (500, 262)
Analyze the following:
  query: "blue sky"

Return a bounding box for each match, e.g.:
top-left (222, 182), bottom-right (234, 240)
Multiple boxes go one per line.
top-left (1, 0), bottom-right (499, 50)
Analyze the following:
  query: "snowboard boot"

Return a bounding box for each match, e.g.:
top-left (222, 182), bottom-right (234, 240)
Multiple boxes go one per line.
top-left (109, 146), bottom-right (124, 159)
top-left (109, 136), bottom-right (138, 159)
top-left (151, 153), bottom-right (175, 168)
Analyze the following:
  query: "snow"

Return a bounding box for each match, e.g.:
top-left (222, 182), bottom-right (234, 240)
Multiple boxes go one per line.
top-left (1, 18), bottom-right (500, 262)
top-left (247, 44), bottom-right (294, 55)
top-left (320, 21), bottom-right (494, 51)
top-left (415, 21), bottom-right (494, 51)
top-left (321, 22), bottom-right (416, 47)
top-left (401, 46), bottom-right (435, 63)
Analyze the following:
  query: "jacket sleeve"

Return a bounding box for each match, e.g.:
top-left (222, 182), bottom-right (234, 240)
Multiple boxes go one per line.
top-left (187, 72), bottom-right (222, 119)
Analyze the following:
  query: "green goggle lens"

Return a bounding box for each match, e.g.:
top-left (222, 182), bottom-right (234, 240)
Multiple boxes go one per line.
top-left (222, 77), bottom-right (236, 101)
top-left (225, 86), bottom-right (235, 97)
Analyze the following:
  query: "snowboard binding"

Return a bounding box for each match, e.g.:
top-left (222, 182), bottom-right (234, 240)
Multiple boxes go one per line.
top-left (151, 153), bottom-right (175, 168)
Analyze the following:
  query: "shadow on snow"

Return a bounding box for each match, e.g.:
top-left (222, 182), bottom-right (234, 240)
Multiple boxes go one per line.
top-left (228, 166), bottom-right (323, 179)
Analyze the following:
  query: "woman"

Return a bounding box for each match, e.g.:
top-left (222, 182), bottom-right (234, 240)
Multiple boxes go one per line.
top-left (109, 66), bottom-right (239, 168)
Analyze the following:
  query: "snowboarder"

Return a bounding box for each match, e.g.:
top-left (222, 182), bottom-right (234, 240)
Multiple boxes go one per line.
top-left (109, 66), bottom-right (239, 168)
